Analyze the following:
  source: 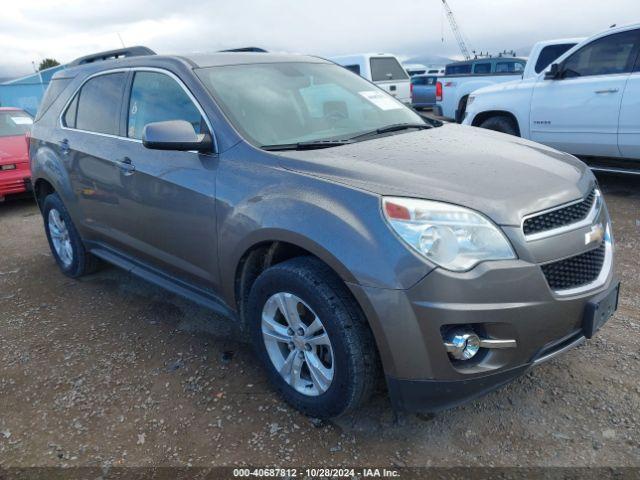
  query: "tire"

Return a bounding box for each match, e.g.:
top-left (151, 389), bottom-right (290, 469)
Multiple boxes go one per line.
top-left (479, 115), bottom-right (519, 136)
top-left (455, 96), bottom-right (469, 124)
top-left (42, 192), bottom-right (101, 278)
top-left (247, 257), bottom-right (378, 418)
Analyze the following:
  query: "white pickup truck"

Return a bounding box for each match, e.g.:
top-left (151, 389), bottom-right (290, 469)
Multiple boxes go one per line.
top-left (434, 39), bottom-right (582, 123)
top-left (464, 23), bottom-right (640, 166)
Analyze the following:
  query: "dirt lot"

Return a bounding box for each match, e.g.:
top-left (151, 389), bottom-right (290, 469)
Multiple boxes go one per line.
top-left (0, 173), bottom-right (639, 469)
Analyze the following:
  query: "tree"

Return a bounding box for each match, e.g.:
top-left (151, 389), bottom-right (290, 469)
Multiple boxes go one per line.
top-left (38, 58), bottom-right (60, 71)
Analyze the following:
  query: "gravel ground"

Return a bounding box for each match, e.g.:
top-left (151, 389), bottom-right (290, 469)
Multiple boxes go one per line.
top-left (0, 173), bottom-right (638, 469)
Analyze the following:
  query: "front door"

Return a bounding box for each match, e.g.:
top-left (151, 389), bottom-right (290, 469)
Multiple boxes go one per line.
top-left (618, 57), bottom-right (640, 159)
top-left (114, 70), bottom-right (219, 290)
top-left (530, 29), bottom-right (639, 157)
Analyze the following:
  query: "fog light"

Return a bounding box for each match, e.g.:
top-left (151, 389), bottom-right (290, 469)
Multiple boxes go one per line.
top-left (444, 330), bottom-right (481, 360)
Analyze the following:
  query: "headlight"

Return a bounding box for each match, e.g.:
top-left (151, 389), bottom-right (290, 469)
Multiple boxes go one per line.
top-left (382, 197), bottom-right (516, 271)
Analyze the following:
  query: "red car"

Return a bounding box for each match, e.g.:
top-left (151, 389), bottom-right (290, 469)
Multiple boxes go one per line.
top-left (0, 107), bottom-right (33, 201)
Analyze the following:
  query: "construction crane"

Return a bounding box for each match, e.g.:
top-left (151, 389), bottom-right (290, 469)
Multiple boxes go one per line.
top-left (441, 0), bottom-right (472, 60)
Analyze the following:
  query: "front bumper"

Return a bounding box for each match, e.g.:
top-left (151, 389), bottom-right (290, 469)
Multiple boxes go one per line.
top-left (347, 206), bottom-right (617, 413)
top-left (0, 163), bottom-right (31, 198)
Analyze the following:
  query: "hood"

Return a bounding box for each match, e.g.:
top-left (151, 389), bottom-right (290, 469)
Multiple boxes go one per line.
top-left (276, 124), bottom-right (593, 226)
top-left (0, 135), bottom-right (29, 165)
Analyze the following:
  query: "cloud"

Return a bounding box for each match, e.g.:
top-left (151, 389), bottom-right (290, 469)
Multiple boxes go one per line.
top-left (0, 0), bottom-right (638, 78)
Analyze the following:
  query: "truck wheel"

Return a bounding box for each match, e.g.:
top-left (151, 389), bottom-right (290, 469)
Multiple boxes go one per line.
top-left (247, 257), bottom-right (378, 418)
top-left (42, 193), bottom-right (101, 278)
top-left (480, 115), bottom-right (519, 136)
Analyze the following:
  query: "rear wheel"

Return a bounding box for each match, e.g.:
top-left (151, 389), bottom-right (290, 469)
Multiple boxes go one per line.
top-left (247, 257), bottom-right (378, 418)
top-left (479, 115), bottom-right (519, 136)
top-left (42, 193), bottom-right (101, 278)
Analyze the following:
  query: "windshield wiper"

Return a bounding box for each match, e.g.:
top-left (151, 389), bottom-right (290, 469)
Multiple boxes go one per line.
top-left (346, 123), bottom-right (432, 142)
top-left (261, 139), bottom-right (353, 151)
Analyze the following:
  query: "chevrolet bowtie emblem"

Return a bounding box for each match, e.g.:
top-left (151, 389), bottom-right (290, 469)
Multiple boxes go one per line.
top-left (585, 223), bottom-right (605, 245)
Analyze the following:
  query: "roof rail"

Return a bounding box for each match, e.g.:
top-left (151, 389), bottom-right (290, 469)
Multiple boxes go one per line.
top-left (68, 46), bottom-right (156, 66)
top-left (219, 47), bottom-right (267, 53)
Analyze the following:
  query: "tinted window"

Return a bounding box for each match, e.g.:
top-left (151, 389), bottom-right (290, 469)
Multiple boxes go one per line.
top-left (445, 64), bottom-right (472, 75)
top-left (474, 63), bottom-right (491, 74)
top-left (562, 30), bottom-right (639, 77)
top-left (36, 78), bottom-right (72, 121)
top-left (64, 73), bottom-right (125, 134)
top-left (534, 43), bottom-right (577, 73)
top-left (76, 74), bottom-right (125, 134)
top-left (127, 72), bottom-right (205, 140)
top-left (495, 61), bottom-right (525, 73)
top-left (0, 111), bottom-right (33, 137)
top-left (343, 64), bottom-right (361, 75)
top-left (370, 57), bottom-right (409, 81)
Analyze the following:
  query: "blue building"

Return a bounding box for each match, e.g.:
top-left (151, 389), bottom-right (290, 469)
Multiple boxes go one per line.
top-left (0, 65), bottom-right (65, 116)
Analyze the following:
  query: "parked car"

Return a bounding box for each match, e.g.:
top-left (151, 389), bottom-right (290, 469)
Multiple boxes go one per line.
top-left (30, 48), bottom-right (619, 418)
top-left (410, 74), bottom-right (438, 109)
top-left (434, 56), bottom-right (527, 122)
top-left (404, 63), bottom-right (427, 76)
top-left (329, 53), bottom-right (411, 104)
top-left (464, 24), bottom-right (640, 168)
top-left (0, 107), bottom-right (33, 201)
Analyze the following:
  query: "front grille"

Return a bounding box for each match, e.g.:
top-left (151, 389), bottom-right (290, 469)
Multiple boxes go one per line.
top-left (523, 189), bottom-right (596, 236)
top-left (541, 242), bottom-right (605, 291)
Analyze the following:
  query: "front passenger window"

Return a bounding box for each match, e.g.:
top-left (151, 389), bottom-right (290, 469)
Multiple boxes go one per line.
top-left (127, 71), bottom-right (206, 140)
top-left (562, 30), bottom-right (639, 78)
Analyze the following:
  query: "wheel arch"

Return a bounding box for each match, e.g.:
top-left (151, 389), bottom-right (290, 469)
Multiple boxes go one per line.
top-left (471, 110), bottom-right (522, 136)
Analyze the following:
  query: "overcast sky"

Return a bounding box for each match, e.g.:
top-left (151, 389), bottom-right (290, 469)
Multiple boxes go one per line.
top-left (1, 0), bottom-right (639, 77)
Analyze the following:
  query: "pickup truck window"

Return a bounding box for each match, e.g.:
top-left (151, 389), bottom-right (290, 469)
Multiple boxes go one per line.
top-left (534, 44), bottom-right (577, 73)
top-left (370, 57), bottom-right (409, 81)
top-left (562, 30), bottom-right (639, 78)
top-left (495, 61), bottom-right (525, 73)
top-left (473, 63), bottom-right (491, 74)
top-left (445, 64), bottom-right (472, 75)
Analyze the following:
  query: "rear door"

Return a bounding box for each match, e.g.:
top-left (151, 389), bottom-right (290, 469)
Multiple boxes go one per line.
top-left (530, 29), bottom-right (639, 157)
top-left (370, 57), bottom-right (411, 104)
top-left (618, 38), bottom-right (640, 159)
top-left (59, 71), bottom-right (129, 244)
top-left (115, 69), bottom-right (219, 290)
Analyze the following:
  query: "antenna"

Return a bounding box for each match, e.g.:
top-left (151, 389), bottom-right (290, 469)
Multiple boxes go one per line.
top-left (117, 33), bottom-right (126, 48)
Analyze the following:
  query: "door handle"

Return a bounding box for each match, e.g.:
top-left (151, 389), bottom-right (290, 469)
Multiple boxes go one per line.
top-left (117, 157), bottom-right (136, 176)
top-left (58, 139), bottom-right (70, 155)
top-left (594, 88), bottom-right (619, 94)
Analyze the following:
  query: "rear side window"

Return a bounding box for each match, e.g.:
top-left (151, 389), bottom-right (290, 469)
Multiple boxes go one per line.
top-left (63, 73), bottom-right (126, 135)
top-left (370, 57), bottom-right (409, 81)
top-left (495, 61), bottom-right (525, 73)
top-left (445, 64), bottom-right (472, 75)
top-left (36, 78), bottom-right (72, 121)
top-left (534, 43), bottom-right (577, 73)
top-left (562, 30), bottom-right (639, 77)
top-left (343, 64), bottom-right (361, 75)
top-left (127, 71), bottom-right (205, 140)
top-left (473, 63), bottom-right (491, 74)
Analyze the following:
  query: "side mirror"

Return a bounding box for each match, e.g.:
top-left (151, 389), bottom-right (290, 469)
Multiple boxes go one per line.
top-left (142, 120), bottom-right (213, 153)
top-left (544, 63), bottom-right (561, 80)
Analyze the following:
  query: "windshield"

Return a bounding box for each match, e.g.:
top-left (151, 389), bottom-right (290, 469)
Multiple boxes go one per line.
top-left (196, 62), bottom-right (424, 148)
top-left (0, 111), bottom-right (32, 137)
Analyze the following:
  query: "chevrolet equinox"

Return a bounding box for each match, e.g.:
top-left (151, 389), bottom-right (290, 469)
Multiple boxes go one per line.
top-left (29, 48), bottom-right (620, 418)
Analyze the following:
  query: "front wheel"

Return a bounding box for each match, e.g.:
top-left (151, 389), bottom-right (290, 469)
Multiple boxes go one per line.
top-left (479, 115), bottom-right (519, 136)
top-left (247, 257), bottom-right (379, 418)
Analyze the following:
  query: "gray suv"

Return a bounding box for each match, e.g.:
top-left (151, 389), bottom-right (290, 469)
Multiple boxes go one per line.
top-left (29, 47), bottom-right (619, 418)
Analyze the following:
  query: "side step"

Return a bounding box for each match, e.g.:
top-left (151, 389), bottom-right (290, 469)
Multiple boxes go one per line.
top-left (579, 156), bottom-right (640, 176)
top-left (90, 246), bottom-right (237, 321)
